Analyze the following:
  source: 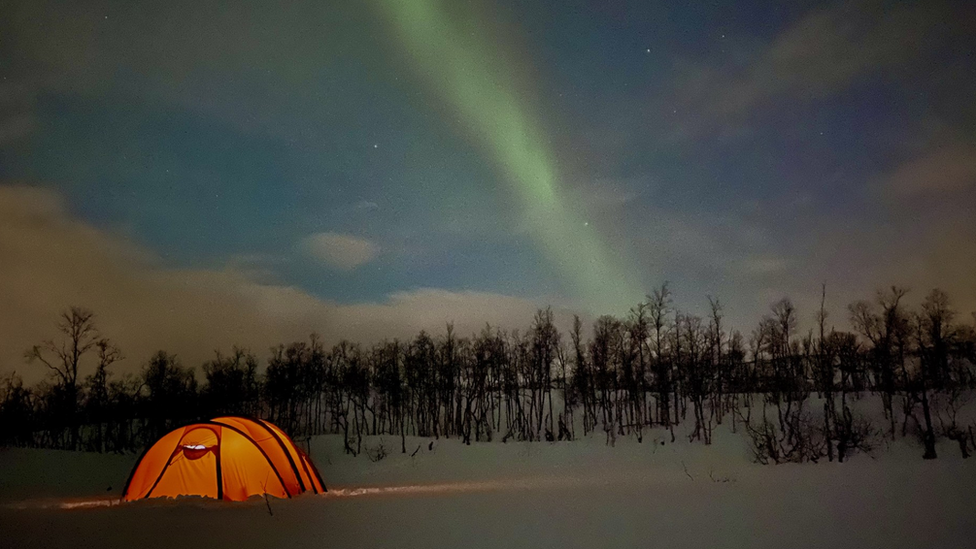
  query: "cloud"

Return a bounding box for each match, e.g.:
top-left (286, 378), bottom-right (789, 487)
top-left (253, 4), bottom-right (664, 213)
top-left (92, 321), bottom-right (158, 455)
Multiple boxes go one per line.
top-left (0, 80), bottom-right (35, 146)
top-left (725, 2), bottom-right (926, 105)
top-left (570, 177), bottom-right (647, 214)
top-left (0, 185), bottom-right (559, 385)
top-left (739, 257), bottom-right (788, 276)
top-left (300, 232), bottom-right (379, 270)
top-left (0, 113), bottom-right (33, 146)
top-left (582, 176), bottom-right (976, 336)
top-left (882, 142), bottom-right (976, 197)
top-left (354, 200), bottom-right (379, 211)
top-left (671, 0), bottom-right (949, 138)
top-left (0, 0), bottom-right (392, 145)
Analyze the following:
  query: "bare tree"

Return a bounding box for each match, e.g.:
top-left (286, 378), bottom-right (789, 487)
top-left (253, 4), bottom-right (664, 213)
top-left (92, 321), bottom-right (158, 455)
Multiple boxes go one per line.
top-left (912, 289), bottom-right (956, 459)
top-left (25, 307), bottom-right (103, 450)
top-left (84, 339), bottom-right (123, 452)
top-left (849, 287), bottom-right (909, 437)
top-left (26, 308), bottom-right (100, 389)
top-left (647, 283), bottom-right (674, 440)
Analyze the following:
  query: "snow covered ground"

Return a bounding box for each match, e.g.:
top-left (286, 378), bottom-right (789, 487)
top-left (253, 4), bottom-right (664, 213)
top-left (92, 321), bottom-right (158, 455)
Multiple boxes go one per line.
top-left (2, 423), bottom-right (975, 548)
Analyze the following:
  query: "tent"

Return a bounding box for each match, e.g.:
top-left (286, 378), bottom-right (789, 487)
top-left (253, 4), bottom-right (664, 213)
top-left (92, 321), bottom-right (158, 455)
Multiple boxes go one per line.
top-left (122, 416), bottom-right (326, 501)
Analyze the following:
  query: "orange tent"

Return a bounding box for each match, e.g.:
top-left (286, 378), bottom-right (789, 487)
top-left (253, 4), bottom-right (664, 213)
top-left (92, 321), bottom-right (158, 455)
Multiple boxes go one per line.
top-left (122, 416), bottom-right (326, 501)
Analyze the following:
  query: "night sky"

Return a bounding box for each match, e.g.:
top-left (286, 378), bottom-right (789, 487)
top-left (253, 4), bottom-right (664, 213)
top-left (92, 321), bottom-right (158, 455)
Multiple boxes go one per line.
top-left (1, 0), bottom-right (974, 380)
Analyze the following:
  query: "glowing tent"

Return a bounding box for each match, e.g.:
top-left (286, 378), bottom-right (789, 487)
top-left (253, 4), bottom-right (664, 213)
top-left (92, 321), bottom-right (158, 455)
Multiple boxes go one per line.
top-left (122, 416), bottom-right (326, 501)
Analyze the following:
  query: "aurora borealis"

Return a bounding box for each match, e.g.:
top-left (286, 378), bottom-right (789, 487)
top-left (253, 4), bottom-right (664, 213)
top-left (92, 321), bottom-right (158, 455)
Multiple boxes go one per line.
top-left (1, 0), bottom-right (975, 379)
top-left (372, 0), bottom-right (642, 312)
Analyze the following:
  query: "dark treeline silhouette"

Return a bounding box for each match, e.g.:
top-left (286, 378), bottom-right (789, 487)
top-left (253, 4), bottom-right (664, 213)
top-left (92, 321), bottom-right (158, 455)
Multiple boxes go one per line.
top-left (2, 284), bottom-right (975, 462)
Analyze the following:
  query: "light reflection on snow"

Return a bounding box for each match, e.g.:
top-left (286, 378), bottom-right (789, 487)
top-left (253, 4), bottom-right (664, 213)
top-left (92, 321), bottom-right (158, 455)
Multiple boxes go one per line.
top-left (59, 498), bottom-right (122, 509)
top-left (5, 473), bottom-right (671, 510)
top-left (323, 476), bottom-right (623, 499)
top-left (4, 497), bottom-right (123, 510)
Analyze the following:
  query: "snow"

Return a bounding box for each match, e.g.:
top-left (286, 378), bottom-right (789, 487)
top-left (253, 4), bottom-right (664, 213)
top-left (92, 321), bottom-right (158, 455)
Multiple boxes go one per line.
top-left (2, 422), bottom-right (975, 548)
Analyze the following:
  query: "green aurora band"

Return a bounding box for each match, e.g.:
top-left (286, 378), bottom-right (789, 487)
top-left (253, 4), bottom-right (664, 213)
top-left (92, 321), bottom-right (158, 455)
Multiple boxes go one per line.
top-left (374, 0), bottom-right (642, 313)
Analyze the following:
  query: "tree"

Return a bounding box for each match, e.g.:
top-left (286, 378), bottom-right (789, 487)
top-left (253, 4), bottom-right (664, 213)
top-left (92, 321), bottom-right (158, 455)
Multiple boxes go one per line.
top-left (568, 315), bottom-right (594, 435)
top-left (142, 351), bottom-right (198, 442)
top-left (26, 308), bottom-right (98, 389)
top-left (849, 287), bottom-right (909, 437)
top-left (814, 284), bottom-right (836, 461)
top-left (0, 372), bottom-right (35, 447)
top-left (25, 307), bottom-right (108, 450)
top-left (203, 347), bottom-right (259, 417)
top-left (84, 339), bottom-right (123, 452)
top-left (912, 289), bottom-right (957, 459)
top-left (530, 307), bottom-right (559, 440)
top-left (647, 283), bottom-right (674, 439)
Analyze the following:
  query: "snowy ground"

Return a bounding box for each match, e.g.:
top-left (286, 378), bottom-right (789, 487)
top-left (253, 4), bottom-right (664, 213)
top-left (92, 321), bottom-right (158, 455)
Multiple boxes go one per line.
top-left (2, 423), bottom-right (975, 548)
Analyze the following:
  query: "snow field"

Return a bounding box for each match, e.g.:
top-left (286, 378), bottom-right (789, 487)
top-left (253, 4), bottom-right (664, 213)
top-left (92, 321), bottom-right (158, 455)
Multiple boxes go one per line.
top-left (2, 418), bottom-right (975, 548)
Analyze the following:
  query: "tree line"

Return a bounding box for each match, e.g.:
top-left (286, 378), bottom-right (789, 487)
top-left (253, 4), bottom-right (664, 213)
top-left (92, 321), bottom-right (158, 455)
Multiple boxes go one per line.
top-left (2, 284), bottom-right (975, 462)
